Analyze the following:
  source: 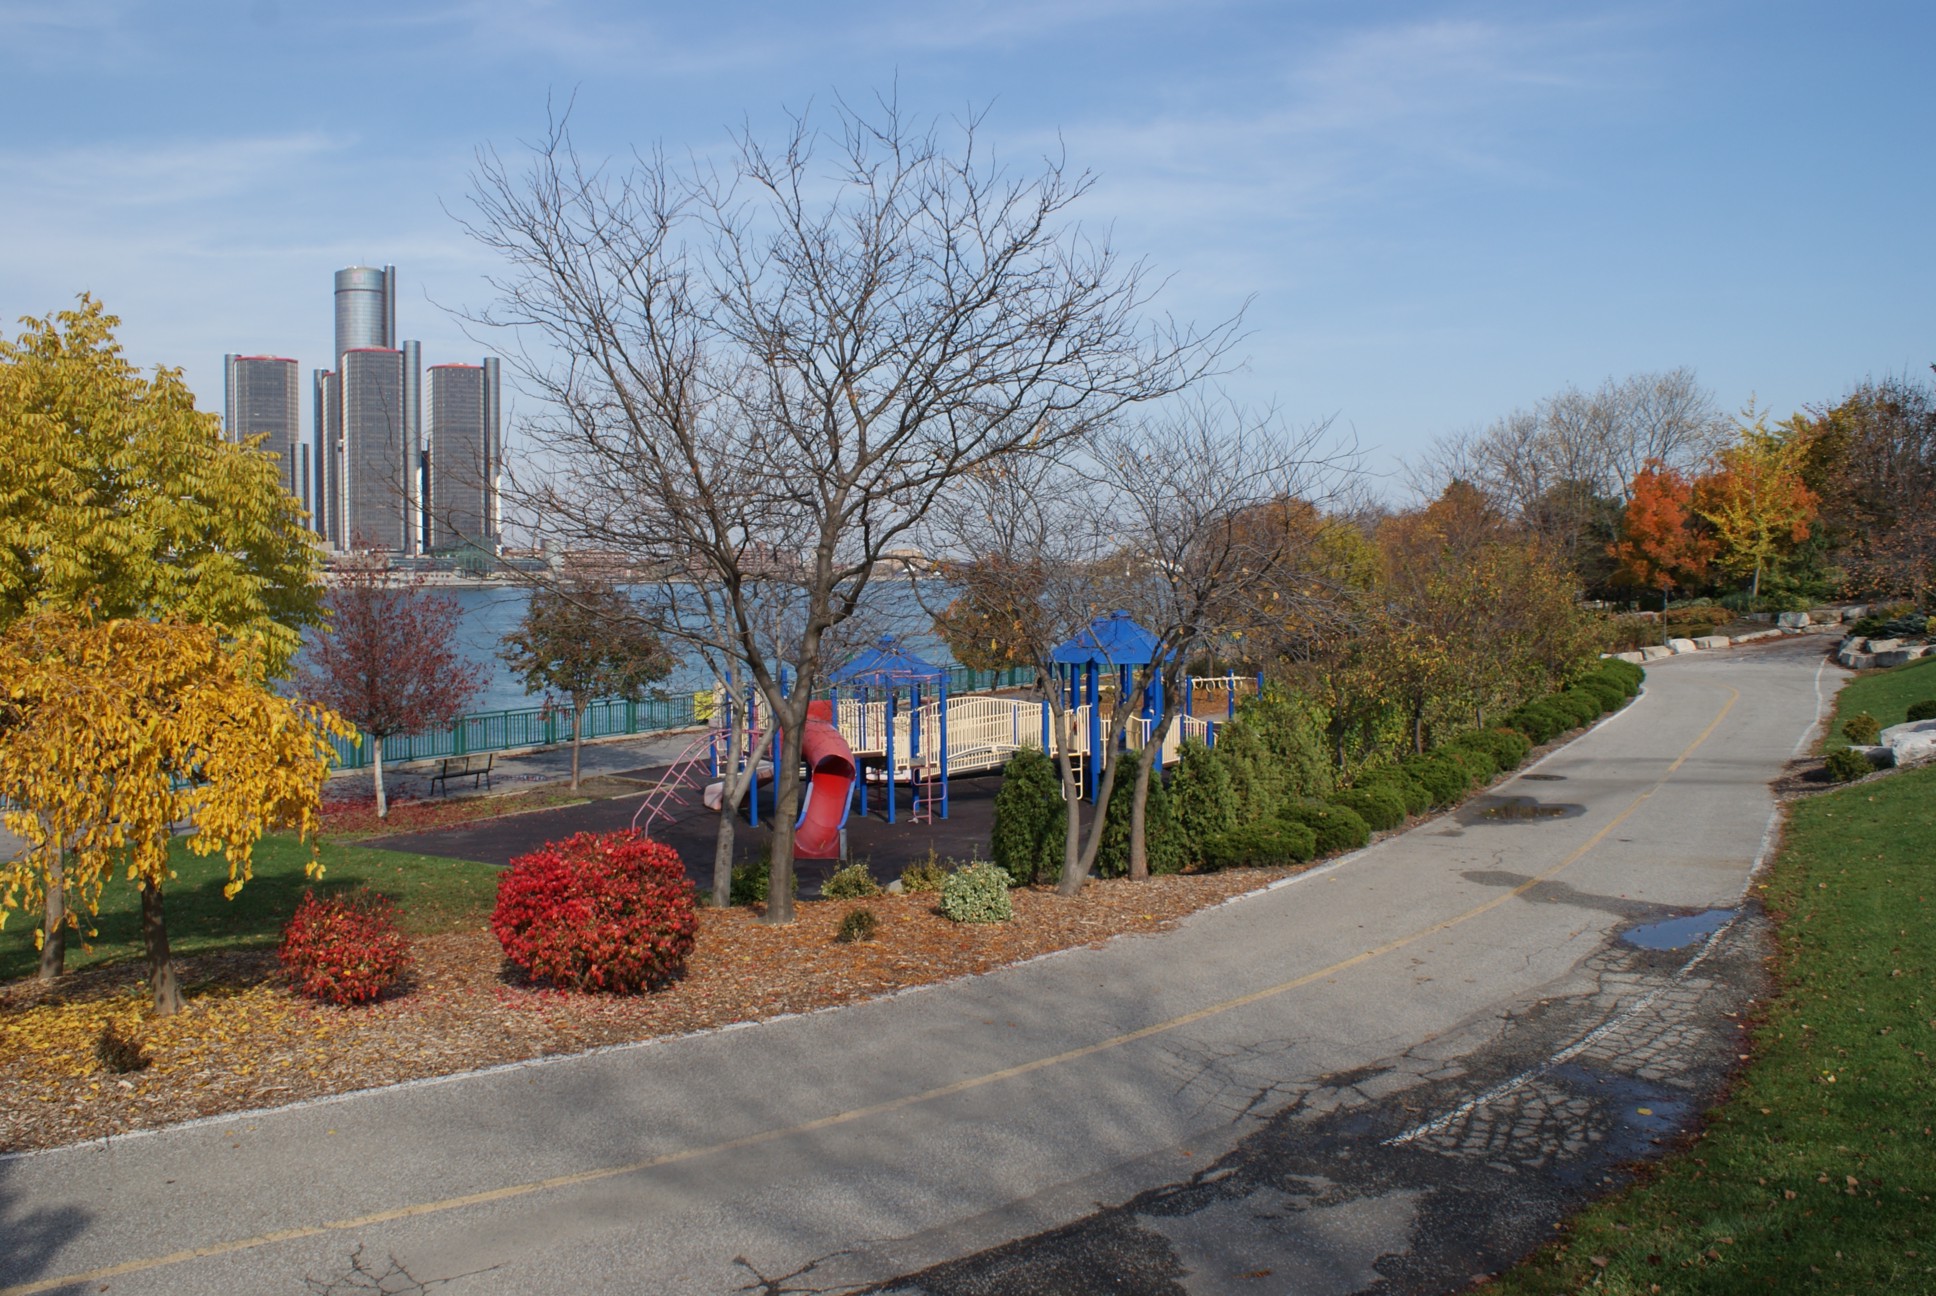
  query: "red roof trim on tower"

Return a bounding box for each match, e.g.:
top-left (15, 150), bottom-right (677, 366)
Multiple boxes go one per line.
top-left (231, 355), bottom-right (299, 364)
top-left (427, 363), bottom-right (484, 370)
top-left (341, 347), bottom-right (402, 355)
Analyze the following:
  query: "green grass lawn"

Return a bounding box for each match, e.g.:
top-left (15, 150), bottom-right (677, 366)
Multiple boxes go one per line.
top-left (1496, 760), bottom-right (1936, 1294)
top-left (0, 835), bottom-right (502, 983)
top-left (1825, 654), bottom-right (1936, 749)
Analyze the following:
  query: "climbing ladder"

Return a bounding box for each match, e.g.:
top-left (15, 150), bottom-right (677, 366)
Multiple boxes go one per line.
top-left (908, 758), bottom-right (943, 824)
top-left (631, 733), bottom-right (718, 837)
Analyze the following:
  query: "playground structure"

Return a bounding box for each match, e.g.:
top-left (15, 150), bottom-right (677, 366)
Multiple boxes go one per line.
top-left (675, 618), bottom-right (1261, 851)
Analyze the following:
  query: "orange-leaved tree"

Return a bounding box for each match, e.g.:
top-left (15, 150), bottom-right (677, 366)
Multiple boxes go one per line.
top-left (0, 613), bottom-right (351, 1012)
top-left (1610, 458), bottom-right (1715, 610)
top-left (1693, 413), bottom-right (1819, 600)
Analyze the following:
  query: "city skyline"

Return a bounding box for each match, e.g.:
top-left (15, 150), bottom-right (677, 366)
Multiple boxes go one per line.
top-left (226, 262), bottom-right (501, 552)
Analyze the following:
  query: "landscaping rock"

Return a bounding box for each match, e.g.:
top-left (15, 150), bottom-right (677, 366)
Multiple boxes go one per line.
top-left (1667, 637), bottom-right (1700, 654)
top-left (1612, 651), bottom-right (1647, 665)
top-left (1881, 719), bottom-right (1936, 768)
top-left (1639, 644), bottom-right (1674, 661)
top-left (1838, 650), bottom-right (1876, 670)
top-left (1693, 635), bottom-right (1731, 650)
top-left (1875, 648), bottom-right (1922, 668)
top-left (1865, 638), bottom-right (1902, 653)
top-left (1778, 611), bottom-right (1812, 628)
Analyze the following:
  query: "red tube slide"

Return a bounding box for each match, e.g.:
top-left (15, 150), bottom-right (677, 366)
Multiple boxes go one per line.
top-left (793, 700), bottom-right (857, 859)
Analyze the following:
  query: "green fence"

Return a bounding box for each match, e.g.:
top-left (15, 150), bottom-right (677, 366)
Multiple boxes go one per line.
top-left (326, 666), bottom-right (1037, 771)
top-left (328, 693), bottom-right (701, 770)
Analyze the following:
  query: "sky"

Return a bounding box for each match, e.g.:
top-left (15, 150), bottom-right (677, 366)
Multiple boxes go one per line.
top-left (3, 0), bottom-right (1932, 500)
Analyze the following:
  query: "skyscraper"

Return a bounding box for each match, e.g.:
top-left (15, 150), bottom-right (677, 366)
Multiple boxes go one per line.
top-left (332, 347), bottom-right (424, 553)
top-left (426, 358), bottom-right (502, 550)
top-left (222, 354), bottom-right (304, 512)
top-left (317, 266), bottom-right (422, 552)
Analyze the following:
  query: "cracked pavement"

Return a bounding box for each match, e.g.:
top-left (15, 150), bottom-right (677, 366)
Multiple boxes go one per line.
top-left (0, 638), bottom-right (1833, 1295)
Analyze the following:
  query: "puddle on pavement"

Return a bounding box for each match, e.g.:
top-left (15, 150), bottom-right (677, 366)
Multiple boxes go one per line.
top-left (1621, 909), bottom-right (1735, 950)
top-left (1470, 795), bottom-right (1584, 822)
top-left (1520, 773), bottom-right (1565, 781)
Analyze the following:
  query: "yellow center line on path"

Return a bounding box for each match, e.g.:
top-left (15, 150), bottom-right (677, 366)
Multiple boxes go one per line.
top-left (2, 686), bottom-right (1740, 1296)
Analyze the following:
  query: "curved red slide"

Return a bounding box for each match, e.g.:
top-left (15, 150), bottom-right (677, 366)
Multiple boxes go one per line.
top-left (794, 700), bottom-right (857, 859)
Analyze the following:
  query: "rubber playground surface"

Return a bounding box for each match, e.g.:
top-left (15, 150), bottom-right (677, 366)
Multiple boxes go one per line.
top-left (364, 765), bottom-right (1018, 890)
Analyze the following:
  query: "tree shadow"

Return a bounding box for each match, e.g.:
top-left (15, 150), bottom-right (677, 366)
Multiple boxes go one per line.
top-left (0, 1156), bottom-right (91, 1291)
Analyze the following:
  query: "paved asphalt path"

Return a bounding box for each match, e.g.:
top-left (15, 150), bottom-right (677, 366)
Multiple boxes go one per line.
top-left (0, 638), bottom-right (1836, 1296)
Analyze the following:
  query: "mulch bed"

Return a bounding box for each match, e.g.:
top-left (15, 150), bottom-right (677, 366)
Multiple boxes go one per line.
top-left (0, 867), bottom-right (1298, 1155)
top-left (321, 787), bottom-right (595, 842)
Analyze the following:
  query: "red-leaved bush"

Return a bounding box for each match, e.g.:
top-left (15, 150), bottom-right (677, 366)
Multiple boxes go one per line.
top-left (279, 889), bottom-right (412, 1006)
top-left (491, 831), bottom-right (698, 993)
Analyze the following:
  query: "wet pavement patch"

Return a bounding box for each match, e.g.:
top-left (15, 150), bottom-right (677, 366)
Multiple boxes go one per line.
top-left (1620, 909), bottom-right (1734, 950)
top-left (1518, 773), bottom-right (1565, 781)
top-left (1469, 796), bottom-right (1585, 822)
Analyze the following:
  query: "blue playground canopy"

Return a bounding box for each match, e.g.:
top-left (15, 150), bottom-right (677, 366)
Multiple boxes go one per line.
top-left (830, 635), bottom-right (947, 686)
top-left (1050, 610), bottom-right (1162, 666)
top-left (830, 635), bottom-right (950, 822)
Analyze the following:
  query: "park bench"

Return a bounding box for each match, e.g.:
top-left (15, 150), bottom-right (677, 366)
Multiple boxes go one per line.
top-left (429, 753), bottom-right (495, 795)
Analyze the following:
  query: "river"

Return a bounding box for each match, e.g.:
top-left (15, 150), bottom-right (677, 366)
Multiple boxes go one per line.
top-left (296, 579), bottom-right (963, 715)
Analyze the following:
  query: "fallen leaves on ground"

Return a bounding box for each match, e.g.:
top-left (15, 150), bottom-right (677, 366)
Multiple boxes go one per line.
top-left (0, 866), bottom-right (1297, 1153)
top-left (320, 788), bottom-right (591, 841)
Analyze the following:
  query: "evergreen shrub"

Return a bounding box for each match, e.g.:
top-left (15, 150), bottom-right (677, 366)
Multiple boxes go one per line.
top-left (1282, 800), bottom-right (1371, 854)
top-left (940, 861), bottom-right (1013, 923)
top-left (821, 862), bottom-right (880, 899)
top-left (1906, 699), bottom-right (1936, 723)
top-left (835, 908), bottom-right (879, 943)
top-left (729, 851), bottom-right (796, 906)
top-left (1358, 766), bottom-right (1432, 816)
top-left (1403, 756), bottom-right (1471, 807)
top-left (1824, 747), bottom-right (1877, 783)
top-left (1506, 702), bottom-right (1564, 745)
top-left (1170, 739), bottom-right (1237, 865)
top-left (279, 888), bottom-right (412, 1007)
top-left (899, 852), bottom-right (950, 892)
top-left (1440, 744), bottom-right (1498, 785)
top-left (1202, 821), bottom-right (1316, 870)
top-left (1843, 712), bottom-right (1883, 745)
top-left (492, 831), bottom-right (697, 993)
top-left (990, 747), bottom-right (1066, 887)
top-left (1328, 784), bottom-right (1406, 832)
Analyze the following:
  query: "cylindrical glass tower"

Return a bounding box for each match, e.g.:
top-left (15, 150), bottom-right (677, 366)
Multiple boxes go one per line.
top-left (333, 265), bottom-right (396, 361)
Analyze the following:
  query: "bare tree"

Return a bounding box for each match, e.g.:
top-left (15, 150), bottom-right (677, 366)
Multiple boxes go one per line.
top-left (462, 99), bottom-right (1232, 921)
top-left (926, 451), bottom-right (1115, 892)
top-left (1075, 400), bottom-right (1349, 881)
top-left (1413, 369), bottom-right (1728, 581)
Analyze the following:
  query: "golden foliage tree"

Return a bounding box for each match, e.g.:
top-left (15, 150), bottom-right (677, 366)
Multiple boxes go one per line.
top-left (0, 296), bottom-right (322, 669)
top-left (1694, 413), bottom-right (1820, 600)
top-left (0, 297), bottom-right (328, 978)
top-left (0, 614), bottom-right (349, 1013)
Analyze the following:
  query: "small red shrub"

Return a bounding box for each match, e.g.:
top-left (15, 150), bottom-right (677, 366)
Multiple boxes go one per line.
top-left (491, 831), bottom-right (697, 993)
top-left (279, 889), bottom-right (411, 1006)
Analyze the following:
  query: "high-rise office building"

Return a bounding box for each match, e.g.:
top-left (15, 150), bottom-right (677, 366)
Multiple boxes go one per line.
top-left (315, 266), bottom-right (424, 552)
top-left (426, 358), bottom-right (502, 550)
top-left (222, 354), bottom-right (305, 512)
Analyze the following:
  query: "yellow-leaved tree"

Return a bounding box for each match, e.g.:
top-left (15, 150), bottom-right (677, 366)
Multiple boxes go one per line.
top-left (0, 296), bottom-right (331, 983)
top-left (0, 296), bottom-right (322, 662)
top-left (0, 614), bottom-right (351, 1014)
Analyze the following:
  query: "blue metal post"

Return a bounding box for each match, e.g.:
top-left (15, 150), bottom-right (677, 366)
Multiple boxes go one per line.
top-left (1227, 675), bottom-right (1237, 719)
top-left (1184, 675), bottom-right (1193, 721)
top-left (747, 686), bottom-right (759, 828)
top-left (886, 692), bottom-right (898, 825)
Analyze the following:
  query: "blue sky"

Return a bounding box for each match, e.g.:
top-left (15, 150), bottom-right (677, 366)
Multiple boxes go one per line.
top-left (3, 0), bottom-right (1932, 496)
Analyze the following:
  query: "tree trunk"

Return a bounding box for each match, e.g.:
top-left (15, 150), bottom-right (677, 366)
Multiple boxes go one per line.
top-left (1751, 562), bottom-right (1762, 601)
top-left (38, 845), bottom-right (66, 982)
top-left (1128, 750), bottom-right (1152, 881)
top-left (570, 696), bottom-right (586, 791)
top-left (711, 720), bottom-right (761, 908)
top-left (141, 878), bottom-right (182, 1017)
top-left (1075, 749), bottom-right (1123, 879)
top-left (764, 707), bottom-right (809, 924)
top-left (1051, 703), bottom-right (1086, 897)
top-left (372, 739), bottom-right (389, 819)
